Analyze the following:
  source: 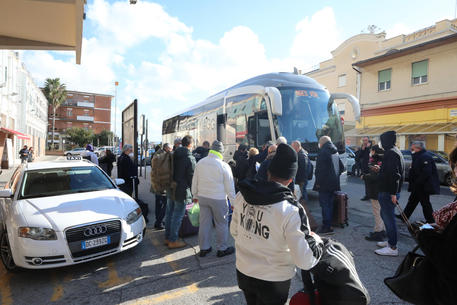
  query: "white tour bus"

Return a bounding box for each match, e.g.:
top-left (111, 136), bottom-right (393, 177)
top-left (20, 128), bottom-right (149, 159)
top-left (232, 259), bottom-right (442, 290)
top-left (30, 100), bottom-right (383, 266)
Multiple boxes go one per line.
top-left (162, 72), bottom-right (360, 184)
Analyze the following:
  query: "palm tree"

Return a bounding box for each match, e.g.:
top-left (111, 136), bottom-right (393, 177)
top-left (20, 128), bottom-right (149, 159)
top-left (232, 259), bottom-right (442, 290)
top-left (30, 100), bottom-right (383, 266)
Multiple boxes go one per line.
top-left (43, 78), bottom-right (67, 150)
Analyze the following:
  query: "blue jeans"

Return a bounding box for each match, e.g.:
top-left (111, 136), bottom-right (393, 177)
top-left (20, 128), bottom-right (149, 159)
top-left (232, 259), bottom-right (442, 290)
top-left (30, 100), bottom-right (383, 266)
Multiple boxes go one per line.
top-left (378, 192), bottom-right (400, 247)
top-left (165, 198), bottom-right (188, 242)
top-left (319, 191), bottom-right (335, 229)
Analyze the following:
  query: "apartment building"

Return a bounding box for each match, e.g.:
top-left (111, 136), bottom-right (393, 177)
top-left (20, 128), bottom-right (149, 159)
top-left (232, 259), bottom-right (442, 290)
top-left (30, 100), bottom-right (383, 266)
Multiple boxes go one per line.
top-left (306, 18), bottom-right (457, 152)
top-left (0, 50), bottom-right (48, 169)
top-left (48, 90), bottom-right (112, 150)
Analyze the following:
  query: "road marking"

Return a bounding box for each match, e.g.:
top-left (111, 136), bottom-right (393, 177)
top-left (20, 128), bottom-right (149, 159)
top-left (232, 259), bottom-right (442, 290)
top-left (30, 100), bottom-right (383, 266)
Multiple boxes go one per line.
top-left (0, 266), bottom-right (13, 305)
top-left (128, 283), bottom-right (198, 305)
top-left (98, 260), bottom-right (133, 290)
top-left (50, 273), bottom-right (72, 302)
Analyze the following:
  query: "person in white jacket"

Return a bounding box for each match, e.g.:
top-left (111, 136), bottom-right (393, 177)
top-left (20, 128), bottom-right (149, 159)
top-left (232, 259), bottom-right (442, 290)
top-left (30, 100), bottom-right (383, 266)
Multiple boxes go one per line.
top-left (192, 140), bottom-right (236, 258)
top-left (230, 143), bottom-right (324, 305)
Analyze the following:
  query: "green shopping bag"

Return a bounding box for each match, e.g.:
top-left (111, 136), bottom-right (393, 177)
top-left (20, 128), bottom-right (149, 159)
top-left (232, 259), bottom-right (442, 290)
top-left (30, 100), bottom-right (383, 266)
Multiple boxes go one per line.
top-left (188, 203), bottom-right (200, 227)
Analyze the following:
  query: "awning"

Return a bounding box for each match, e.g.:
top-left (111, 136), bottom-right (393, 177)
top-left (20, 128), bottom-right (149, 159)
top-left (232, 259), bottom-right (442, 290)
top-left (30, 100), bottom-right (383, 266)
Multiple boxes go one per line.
top-left (345, 123), bottom-right (457, 137)
top-left (1, 127), bottom-right (31, 140)
top-left (0, 0), bottom-right (85, 64)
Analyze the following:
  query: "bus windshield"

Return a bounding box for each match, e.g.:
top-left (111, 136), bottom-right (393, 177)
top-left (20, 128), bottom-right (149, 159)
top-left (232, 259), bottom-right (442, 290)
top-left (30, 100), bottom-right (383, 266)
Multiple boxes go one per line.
top-left (275, 88), bottom-right (344, 154)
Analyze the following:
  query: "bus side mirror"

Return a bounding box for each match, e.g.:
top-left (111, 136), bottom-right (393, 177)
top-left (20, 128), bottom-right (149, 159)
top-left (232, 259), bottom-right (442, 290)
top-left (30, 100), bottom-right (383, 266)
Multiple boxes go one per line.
top-left (330, 93), bottom-right (361, 121)
top-left (266, 87), bottom-right (282, 116)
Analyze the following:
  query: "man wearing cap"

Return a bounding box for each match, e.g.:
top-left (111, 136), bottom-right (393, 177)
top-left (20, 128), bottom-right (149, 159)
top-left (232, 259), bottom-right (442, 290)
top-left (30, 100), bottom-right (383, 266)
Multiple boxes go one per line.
top-left (192, 141), bottom-right (236, 257)
top-left (231, 144), bottom-right (324, 305)
top-left (82, 144), bottom-right (99, 165)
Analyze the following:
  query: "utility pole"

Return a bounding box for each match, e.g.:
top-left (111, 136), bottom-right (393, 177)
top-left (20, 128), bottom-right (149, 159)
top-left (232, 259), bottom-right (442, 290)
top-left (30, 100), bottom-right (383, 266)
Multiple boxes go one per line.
top-left (144, 118), bottom-right (148, 180)
top-left (113, 81), bottom-right (118, 151)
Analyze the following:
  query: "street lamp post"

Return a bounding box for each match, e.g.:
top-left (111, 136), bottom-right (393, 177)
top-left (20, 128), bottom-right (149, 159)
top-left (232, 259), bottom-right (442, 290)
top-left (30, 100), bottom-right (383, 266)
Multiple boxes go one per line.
top-left (113, 81), bottom-right (118, 151)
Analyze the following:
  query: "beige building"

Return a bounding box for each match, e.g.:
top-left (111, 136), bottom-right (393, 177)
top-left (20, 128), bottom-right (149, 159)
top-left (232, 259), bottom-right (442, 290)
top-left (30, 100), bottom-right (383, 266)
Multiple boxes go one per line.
top-left (306, 18), bottom-right (457, 152)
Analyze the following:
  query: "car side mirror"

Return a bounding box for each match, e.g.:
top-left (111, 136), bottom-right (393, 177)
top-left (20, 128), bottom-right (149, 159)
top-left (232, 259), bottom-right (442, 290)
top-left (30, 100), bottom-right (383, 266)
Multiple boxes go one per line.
top-left (114, 178), bottom-right (125, 186)
top-left (0, 189), bottom-right (13, 198)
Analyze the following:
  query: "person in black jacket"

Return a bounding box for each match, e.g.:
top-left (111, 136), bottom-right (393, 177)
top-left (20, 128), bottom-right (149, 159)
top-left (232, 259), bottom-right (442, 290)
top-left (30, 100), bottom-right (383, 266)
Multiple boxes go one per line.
top-left (362, 145), bottom-right (386, 241)
top-left (234, 144), bottom-right (249, 190)
top-left (400, 141), bottom-right (440, 224)
top-left (360, 137), bottom-right (372, 200)
top-left (314, 136), bottom-right (345, 234)
top-left (374, 131), bottom-right (404, 257)
top-left (165, 135), bottom-right (196, 249)
top-left (99, 149), bottom-right (116, 177)
top-left (291, 140), bottom-right (310, 202)
top-left (117, 144), bottom-right (137, 196)
top-left (193, 141), bottom-right (210, 162)
top-left (246, 147), bottom-right (259, 179)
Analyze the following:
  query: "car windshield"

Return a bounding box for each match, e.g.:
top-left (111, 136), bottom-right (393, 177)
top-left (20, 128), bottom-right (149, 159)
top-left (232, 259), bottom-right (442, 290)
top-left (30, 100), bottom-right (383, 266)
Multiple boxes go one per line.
top-left (19, 166), bottom-right (115, 199)
top-left (275, 87), bottom-right (344, 154)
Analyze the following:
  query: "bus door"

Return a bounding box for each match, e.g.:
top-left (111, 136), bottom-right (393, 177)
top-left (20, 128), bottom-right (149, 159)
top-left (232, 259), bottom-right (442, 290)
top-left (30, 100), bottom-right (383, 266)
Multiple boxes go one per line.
top-left (248, 111), bottom-right (271, 148)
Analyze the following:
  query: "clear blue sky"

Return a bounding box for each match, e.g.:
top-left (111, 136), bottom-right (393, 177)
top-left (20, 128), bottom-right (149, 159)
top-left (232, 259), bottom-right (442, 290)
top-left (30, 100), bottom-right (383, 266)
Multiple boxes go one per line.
top-left (23, 0), bottom-right (457, 141)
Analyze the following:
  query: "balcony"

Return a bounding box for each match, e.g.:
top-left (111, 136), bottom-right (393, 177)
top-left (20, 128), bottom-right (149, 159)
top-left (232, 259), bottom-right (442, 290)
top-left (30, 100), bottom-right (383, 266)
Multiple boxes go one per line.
top-left (77, 115), bottom-right (94, 122)
top-left (77, 101), bottom-right (94, 108)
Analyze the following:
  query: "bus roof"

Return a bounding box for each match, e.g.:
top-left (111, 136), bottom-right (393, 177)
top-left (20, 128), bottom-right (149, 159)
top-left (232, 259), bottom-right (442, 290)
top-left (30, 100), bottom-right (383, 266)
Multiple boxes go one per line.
top-left (165, 72), bottom-right (326, 120)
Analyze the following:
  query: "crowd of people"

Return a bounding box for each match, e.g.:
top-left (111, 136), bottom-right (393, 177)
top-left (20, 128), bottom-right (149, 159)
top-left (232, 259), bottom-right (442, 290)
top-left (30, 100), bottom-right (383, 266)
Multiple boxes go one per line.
top-left (85, 130), bottom-right (457, 305)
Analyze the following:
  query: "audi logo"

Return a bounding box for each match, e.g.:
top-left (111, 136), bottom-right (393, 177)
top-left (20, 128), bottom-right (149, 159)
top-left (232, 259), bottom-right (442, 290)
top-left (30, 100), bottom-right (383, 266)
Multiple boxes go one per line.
top-left (83, 225), bottom-right (107, 237)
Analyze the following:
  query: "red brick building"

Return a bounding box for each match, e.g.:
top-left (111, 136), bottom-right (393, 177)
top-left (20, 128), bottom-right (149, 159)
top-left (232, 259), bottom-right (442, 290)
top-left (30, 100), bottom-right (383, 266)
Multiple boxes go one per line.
top-left (48, 90), bottom-right (112, 149)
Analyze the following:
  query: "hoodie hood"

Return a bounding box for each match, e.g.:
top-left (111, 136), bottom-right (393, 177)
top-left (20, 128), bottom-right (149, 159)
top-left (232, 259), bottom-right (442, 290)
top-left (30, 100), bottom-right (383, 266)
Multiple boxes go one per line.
top-left (380, 131), bottom-right (396, 150)
top-left (238, 178), bottom-right (295, 206)
top-left (174, 146), bottom-right (191, 159)
top-left (321, 141), bottom-right (338, 154)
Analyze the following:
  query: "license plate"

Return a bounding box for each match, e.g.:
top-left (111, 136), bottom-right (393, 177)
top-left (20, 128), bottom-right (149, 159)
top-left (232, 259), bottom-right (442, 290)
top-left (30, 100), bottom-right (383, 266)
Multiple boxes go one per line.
top-left (81, 236), bottom-right (110, 250)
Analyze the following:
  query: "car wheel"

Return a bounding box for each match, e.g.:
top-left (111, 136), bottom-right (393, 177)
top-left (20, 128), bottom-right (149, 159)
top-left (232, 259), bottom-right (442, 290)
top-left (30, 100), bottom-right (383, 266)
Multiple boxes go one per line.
top-left (445, 173), bottom-right (453, 186)
top-left (66, 153), bottom-right (72, 157)
top-left (0, 231), bottom-right (17, 271)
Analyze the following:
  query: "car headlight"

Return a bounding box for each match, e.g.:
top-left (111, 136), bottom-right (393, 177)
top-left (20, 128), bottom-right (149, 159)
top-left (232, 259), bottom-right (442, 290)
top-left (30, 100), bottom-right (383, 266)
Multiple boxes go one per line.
top-left (18, 227), bottom-right (57, 240)
top-left (126, 207), bottom-right (142, 224)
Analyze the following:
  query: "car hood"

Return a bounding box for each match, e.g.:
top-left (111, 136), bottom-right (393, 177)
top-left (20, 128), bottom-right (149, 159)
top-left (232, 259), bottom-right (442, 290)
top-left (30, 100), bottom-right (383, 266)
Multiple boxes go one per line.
top-left (16, 189), bottom-right (138, 231)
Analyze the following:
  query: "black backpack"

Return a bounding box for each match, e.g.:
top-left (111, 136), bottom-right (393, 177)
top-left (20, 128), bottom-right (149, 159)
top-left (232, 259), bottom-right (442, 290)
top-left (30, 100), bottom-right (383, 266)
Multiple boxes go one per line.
top-left (304, 238), bottom-right (370, 305)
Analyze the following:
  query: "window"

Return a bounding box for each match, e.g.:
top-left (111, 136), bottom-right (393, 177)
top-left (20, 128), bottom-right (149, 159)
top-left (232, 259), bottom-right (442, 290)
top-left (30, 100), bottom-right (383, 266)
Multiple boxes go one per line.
top-left (67, 109), bottom-right (73, 117)
top-left (338, 74), bottom-right (347, 87)
top-left (412, 60), bottom-right (428, 85)
top-left (337, 103), bottom-right (346, 115)
top-left (378, 69), bottom-right (391, 91)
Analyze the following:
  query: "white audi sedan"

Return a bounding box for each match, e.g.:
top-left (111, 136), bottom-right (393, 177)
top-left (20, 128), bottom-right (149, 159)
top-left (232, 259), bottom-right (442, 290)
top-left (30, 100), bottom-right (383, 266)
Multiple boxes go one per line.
top-left (0, 159), bottom-right (146, 271)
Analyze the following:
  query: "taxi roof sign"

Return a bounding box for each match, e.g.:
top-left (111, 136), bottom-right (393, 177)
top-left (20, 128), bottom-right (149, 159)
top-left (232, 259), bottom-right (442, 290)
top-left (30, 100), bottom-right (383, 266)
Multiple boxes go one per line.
top-left (66, 155), bottom-right (82, 161)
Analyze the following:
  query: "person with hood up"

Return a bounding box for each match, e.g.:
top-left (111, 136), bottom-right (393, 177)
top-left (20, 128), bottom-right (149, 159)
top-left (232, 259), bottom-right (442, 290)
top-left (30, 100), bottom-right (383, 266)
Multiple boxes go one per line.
top-left (192, 141), bottom-right (236, 257)
top-left (375, 131), bottom-right (405, 256)
top-left (231, 143), bottom-right (324, 305)
top-left (314, 136), bottom-right (345, 234)
top-left (165, 135), bottom-right (196, 249)
top-left (400, 141), bottom-right (440, 224)
top-left (255, 144), bottom-right (277, 181)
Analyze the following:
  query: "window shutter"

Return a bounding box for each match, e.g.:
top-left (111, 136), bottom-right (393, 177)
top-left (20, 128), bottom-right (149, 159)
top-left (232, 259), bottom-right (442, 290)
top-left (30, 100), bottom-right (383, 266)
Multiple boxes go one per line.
top-left (378, 69), bottom-right (391, 83)
top-left (412, 60), bottom-right (428, 78)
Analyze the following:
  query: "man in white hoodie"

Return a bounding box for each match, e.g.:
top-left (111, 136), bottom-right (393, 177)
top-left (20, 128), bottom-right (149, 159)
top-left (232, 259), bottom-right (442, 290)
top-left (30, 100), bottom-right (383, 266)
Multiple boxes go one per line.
top-left (192, 140), bottom-right (236, 257)
top-left (231, 143), bottom-right (324, 305)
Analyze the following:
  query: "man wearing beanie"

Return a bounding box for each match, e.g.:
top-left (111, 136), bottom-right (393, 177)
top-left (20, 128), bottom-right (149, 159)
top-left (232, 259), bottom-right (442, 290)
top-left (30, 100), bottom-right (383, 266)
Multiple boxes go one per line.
top-left (375, 130), bottom-right (404, 256)
top-left (231, 144), bottom-right (324, 305)
top-left (192, 140), bottom-right (236, 257)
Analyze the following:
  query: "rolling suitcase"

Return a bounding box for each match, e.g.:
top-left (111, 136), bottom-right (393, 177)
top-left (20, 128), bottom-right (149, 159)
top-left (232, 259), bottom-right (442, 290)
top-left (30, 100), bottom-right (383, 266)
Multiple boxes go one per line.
top-left (179, 202), bottom-right (199, 237)
top-left (332, 191), bottom-right (348, 228)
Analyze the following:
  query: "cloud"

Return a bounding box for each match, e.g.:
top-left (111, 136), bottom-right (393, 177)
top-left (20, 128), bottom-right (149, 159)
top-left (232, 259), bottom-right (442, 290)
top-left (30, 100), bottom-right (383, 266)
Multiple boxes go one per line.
top-left (21, 2), bottom-right (341, 141)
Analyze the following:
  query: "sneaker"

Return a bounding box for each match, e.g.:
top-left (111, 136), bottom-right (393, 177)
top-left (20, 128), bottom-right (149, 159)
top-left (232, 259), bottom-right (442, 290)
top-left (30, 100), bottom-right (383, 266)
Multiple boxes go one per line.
top-left (365, 232), bottom-right (384, 242)
top-left (375, 246), bottom-right (398, 256)
top-left (377, 241), bottom-right (388, 248)
top-left (168, 240), bottom-right (186, 249)
top-left (316, 226), bottom-right (334, 235)
top-left (154, 224), bottom-right (164, 230)
top-left (380, 230), bottom-right (387, 238)
top-left (217, 246), bottom-right (235, 257)
top-left (199, 247), bottom-right (212, 257)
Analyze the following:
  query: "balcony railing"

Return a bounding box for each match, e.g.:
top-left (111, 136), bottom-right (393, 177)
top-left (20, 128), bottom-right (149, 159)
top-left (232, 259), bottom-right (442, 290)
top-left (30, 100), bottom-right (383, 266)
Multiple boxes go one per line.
top-left (76, 115), bottom-right (94, 122)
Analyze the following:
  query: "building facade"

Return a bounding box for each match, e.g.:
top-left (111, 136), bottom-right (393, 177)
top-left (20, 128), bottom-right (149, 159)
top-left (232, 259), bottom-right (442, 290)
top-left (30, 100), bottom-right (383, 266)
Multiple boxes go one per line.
top-left (306, 18), bottom-right (457, 152)
top-left (0, 50), bottom-right (48, 169)
top-left (48, 90), bottom-right (112, 150)
top-left (349, 19), bottom-right (457, 153)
